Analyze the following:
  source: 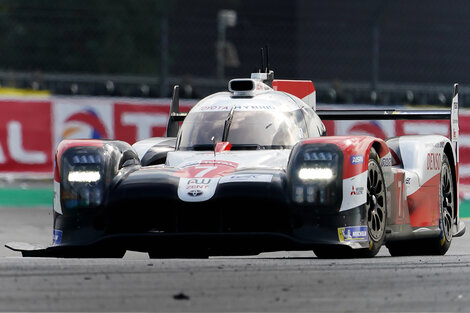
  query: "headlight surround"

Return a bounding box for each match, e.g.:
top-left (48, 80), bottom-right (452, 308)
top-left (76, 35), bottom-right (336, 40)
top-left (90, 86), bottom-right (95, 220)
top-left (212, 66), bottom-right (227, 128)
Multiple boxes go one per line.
top-left (61, 147), bottom-right (105, 210)
top-left (288, 143), bottom-right (343, 209)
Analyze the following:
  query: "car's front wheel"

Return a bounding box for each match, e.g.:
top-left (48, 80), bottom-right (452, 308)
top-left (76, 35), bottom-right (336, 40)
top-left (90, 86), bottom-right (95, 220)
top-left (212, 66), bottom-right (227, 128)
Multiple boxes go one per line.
top-left (356, 147), bottom-right (387, 257)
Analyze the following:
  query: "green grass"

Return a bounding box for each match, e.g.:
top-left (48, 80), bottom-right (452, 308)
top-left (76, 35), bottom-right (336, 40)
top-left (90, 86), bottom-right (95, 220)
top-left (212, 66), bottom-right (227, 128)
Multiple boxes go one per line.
top-left (460, 200), bottom-right (470, 219)
top-left (0, 188), bottom-right (53, 207)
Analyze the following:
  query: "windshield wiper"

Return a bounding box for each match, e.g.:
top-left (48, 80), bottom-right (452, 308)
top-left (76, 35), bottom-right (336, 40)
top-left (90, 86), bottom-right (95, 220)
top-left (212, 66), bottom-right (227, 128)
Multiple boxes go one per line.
top-left (222, 106), bottom-right (235, 142)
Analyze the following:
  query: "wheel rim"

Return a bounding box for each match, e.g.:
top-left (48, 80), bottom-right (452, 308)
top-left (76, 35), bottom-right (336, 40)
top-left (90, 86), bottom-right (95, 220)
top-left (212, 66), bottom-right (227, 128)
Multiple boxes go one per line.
top-left (366, 160), bottom-right (386, 242)
top-left (441, 162), bottom-right (454, 242)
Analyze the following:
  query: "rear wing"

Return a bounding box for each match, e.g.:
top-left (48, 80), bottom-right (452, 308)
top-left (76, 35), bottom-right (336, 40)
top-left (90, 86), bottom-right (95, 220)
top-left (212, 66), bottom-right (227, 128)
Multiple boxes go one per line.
top-left (316, 83), bottom-right (459, 146)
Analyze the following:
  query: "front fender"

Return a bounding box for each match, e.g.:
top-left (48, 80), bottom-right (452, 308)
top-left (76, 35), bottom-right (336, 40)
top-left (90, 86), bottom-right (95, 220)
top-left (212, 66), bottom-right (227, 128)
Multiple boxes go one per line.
top-left (288, 136), bottom-right (391, 212)
top-left (54, 139), bottom-right (140, 215)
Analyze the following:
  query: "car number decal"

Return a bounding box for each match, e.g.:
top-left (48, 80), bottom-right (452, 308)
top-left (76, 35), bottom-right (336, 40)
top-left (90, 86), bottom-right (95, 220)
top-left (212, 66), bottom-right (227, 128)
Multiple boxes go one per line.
top-left (176, 160), bottom-right (239, 202)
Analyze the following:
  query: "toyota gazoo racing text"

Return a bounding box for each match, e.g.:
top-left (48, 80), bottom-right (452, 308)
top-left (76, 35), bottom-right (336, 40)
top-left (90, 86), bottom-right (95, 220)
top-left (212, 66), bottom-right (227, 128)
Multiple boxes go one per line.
top-left (7, 68), bottom-right (465, 258)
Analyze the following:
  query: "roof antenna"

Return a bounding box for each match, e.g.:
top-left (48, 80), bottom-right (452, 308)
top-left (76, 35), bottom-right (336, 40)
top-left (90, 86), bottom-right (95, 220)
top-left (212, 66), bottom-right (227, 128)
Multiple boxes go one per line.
top-left (252, 46), bottom-right (274, 87)
top-left (265, 45), bottom-right (270, 73)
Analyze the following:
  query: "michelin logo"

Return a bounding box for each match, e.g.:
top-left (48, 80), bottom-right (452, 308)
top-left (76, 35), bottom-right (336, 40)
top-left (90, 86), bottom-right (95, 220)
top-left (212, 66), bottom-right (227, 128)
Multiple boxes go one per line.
top-left (337, 226), bottom-right (368, 242)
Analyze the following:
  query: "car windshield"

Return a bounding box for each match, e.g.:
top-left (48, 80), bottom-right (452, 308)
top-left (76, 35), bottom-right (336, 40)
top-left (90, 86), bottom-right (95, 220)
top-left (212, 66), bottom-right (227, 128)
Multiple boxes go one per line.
top-left (177, 109), bottom-right (305, 150)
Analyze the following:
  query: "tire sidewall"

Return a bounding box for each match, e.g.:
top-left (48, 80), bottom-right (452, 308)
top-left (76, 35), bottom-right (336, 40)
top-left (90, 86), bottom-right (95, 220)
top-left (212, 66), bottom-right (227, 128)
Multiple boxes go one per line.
top-left (438, 154), bottom-right (453, 253)
top-left (365, 148), bottom-right (387, 257)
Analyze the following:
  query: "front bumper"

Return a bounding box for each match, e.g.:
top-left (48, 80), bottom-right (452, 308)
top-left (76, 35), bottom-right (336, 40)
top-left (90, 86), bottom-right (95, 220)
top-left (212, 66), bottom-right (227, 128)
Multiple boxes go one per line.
top-left (7, 205), bottom-right (369, 258)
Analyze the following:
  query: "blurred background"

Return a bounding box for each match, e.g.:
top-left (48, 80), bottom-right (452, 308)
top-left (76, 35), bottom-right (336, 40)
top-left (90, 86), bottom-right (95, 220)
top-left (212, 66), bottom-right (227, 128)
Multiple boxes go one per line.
top-left (0, 0), bottom-right (469, 105)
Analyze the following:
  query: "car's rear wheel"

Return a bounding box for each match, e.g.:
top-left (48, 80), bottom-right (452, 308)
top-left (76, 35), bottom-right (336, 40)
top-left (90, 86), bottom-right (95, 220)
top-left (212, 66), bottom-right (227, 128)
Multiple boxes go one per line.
top-left (313, 148), bottom-right (387, 258)
top-left (387, 153), bottom-right (454, 256)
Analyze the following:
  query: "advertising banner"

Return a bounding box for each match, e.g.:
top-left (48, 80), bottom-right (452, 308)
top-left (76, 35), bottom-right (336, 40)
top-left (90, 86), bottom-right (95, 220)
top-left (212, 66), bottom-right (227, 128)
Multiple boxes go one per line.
top-left (0, 96), bottom-right (469, 192)
top-left (0, 100), bottom-right (52, 173)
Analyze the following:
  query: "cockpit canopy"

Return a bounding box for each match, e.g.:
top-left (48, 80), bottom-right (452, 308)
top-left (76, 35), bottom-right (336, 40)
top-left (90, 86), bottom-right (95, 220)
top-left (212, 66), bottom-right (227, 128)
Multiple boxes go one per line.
top-left (176, 91), bottom-right (325, 151)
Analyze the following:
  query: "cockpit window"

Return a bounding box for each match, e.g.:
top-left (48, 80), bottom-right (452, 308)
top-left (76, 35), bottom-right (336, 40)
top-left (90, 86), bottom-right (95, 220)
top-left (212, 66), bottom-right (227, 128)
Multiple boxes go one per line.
top-left (177, 109), bottom-right (308, 150)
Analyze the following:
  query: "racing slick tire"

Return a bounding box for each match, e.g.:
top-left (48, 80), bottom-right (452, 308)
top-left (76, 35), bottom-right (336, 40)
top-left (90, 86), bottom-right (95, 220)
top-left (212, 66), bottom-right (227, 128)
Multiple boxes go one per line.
top-left (356, 147), bottom-right (387, 257)
top-left (314, 148), bottom-right (387, 258)
top-left (387, 153), bottom-right (454, 256)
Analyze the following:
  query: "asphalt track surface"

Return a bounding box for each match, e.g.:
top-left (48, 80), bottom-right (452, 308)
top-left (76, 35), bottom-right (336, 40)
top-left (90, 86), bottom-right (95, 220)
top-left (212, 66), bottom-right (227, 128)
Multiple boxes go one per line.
top-left (1, 207), bottom-right (470, 312)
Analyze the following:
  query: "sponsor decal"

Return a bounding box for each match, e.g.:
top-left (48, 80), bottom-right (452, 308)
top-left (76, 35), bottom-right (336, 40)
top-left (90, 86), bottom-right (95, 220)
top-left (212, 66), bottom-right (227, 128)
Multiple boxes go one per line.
top-left (176, 160), bottom-right (240, 201)
top-left (426, 152), bottom-right (441, 171)
top-left (338, 226), bottom-right (368, 242)
top-left (405, 177), bottom-right (411, 185)
top-left (195, 104), bottom-right (277, 112)
top-left (219, 174), bottom-right (273, 184)
top-left (177, 177), bottom-right (219, 202)
top-left (341, 171), bottom-right (368, 211)
top-left (187, 190), bottom-right (204, 197)
top-left (53, 229), bottom-right (63, 245)
top-left (380, 157), bottom-right (392, 167)
top-left (350, 186), bottom-right (364, 196)
top-left (350, 155), bottom-right (363, 165)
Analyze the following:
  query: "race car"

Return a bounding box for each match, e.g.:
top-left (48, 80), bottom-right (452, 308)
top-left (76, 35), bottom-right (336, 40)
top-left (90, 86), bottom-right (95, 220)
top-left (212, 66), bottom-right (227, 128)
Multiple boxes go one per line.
top-left (6, 69), bottom-right (466, 258)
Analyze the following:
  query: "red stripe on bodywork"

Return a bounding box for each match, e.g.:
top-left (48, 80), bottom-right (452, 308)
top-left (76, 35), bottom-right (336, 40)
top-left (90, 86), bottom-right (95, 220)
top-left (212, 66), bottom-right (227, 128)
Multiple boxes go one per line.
top-left (54, 139), bottom-right (104, 182)
top-left (407, 173), bottom-right (440, 227)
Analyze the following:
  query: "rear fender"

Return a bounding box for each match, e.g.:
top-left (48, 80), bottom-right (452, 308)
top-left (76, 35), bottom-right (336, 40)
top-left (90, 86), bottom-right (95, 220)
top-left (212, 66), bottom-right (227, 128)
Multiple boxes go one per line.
top-left (386, 135), bottom-right (451, 227)
top-left (386, 135), bottom-right (449, 192)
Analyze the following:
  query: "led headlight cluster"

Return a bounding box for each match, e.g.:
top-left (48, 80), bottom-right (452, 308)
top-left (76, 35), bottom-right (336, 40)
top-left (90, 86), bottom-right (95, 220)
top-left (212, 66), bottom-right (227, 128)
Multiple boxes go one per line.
top-left (61, 149), bottom-right (105, 209)
top-left (289, 144), bottom-right (342, 208)
top-left (68, 171), bottom-right (101, 183)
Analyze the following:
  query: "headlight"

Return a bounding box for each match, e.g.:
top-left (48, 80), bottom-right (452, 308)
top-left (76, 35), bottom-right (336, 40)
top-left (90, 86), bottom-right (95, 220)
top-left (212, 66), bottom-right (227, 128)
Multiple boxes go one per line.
top-left (298, 168), bottom-right (333, 180)
top-left (68, 171), bottom-right (101, 183)
top-left (288, 143), bottom-right (343, 209)
top-left (61, 148), bottom-right (105, 210)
